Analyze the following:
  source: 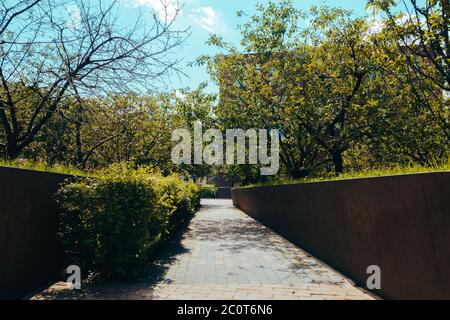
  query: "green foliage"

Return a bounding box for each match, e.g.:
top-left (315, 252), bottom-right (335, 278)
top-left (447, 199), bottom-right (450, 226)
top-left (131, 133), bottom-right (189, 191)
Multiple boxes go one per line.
top-left (199, 184), bottom-right (218, 198)
top-left (56, 164), bottom-right (200, 282)
top-left (146, 171), bottom-right (201, 241)
top-left (0, 159), bottom-right (86, 176)
top-left (222, 164), bottom-right (275, 186)
top-left (199, 1), bottom-right (449, 181)
top-left (368, 0), bottom-right (450, 97)
top-left (172, 83), bottom-right (217, 181)
top-left (1, 85), bottom-right (217, 182)
top-left (244, 160), bottom-right (450, 188)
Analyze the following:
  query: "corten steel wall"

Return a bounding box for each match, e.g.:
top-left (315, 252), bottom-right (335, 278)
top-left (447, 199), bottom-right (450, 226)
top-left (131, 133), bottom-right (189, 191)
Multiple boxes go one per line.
top-left (217, 187), bottom-right (232, 199)
top-left (232, 172), bottom-right (450, 300)
top-left (0, 167), bottom-right (70, 299)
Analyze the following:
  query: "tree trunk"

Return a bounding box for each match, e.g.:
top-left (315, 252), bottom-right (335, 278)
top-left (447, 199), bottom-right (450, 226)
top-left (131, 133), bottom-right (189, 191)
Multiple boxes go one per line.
top-left (6, 140), bottom-right (20, 159)
top-left (332, 151), bottom-right (344, 176)
top-left (290, 167), bottom-right (310, 179)
top-left (75, 122), bottom-right (83, 167)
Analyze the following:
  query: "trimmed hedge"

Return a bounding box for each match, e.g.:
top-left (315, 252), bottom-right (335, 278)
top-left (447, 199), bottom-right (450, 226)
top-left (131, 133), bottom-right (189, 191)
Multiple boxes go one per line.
top-left (200, 184), bottom-right (217, 198)
top-left (56, 165), bottom-right (200, 281)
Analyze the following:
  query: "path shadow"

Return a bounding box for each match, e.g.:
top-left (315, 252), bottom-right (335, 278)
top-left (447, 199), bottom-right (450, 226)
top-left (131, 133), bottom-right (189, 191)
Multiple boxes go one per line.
top-left (191, 218), bottom-right (277, 252)
top-left (189, 216), bottom-right (346, 286)
top-left (32, 217), bottom-right (193, 300)
top-left (145, 225), bottom-right (190, 284)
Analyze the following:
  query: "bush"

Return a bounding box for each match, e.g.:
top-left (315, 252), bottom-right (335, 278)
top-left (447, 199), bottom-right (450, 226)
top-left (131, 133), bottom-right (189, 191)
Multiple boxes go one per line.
top-left (200, 184), bottom-right (217, 198)
top-left (56, 164), bottom-right (200, 281)
top-left (147, 173), bottom-right (200, 242)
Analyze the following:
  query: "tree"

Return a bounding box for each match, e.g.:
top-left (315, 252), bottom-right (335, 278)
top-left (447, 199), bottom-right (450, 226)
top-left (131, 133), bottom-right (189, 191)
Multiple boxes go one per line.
top-left (199, 0), bottom-right (327, 179)
top-left (0, 0), bottom-right (188, 159)
top-left (296, 6), bottom-right (383, 175)
top-left (200, 1), bottom-right (449, 179)
top-left (200, 2), bottom-right (385, 176)
top-left (172, 83), bottom-right (217, 181)
top-left (367, 0), bottom-right (450, 139)
top-left (364, 40), bottom-right (449, 166)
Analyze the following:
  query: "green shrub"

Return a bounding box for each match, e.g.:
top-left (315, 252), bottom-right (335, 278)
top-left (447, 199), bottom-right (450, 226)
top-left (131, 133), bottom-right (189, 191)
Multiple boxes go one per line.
top-left (147, 173), bottom-right (200, 241)
top-left (200, 184), bottom-right (217, 198)
top-left (56, 164), bottom-right (200, 282)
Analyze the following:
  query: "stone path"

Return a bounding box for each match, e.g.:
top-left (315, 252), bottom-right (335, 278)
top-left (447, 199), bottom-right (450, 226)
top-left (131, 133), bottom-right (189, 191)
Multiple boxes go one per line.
top-left (32, 199), bottom-right (375, 300)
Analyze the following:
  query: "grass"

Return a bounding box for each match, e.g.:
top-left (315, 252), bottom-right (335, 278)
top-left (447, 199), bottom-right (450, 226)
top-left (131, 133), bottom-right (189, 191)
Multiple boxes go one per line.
top-left (0, 159), bottom-right (87, 176)
top-left (243, 161), bottom-right (450, 188)
top-left (2, 158), bottom-right (449, 189)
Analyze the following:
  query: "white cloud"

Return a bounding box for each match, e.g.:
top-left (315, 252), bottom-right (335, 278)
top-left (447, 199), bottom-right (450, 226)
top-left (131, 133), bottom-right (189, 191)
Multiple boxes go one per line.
top-left (175, 90), bottom-right (186, 100)
top-left (367, 17), bottom-right (384, 35)
top-left (66, 4), bottom-right (81, 30)
top-left (132, 0), bottom-right (180, 21)
top-left (190, 6), bottom-right (219, 33)
top-left (444, 90), bottom-right (450, 101)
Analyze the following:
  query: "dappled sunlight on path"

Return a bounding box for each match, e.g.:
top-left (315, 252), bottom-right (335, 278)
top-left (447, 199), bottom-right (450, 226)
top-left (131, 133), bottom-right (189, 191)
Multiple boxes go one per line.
top-left (31, 199), bottom-right (375, 300)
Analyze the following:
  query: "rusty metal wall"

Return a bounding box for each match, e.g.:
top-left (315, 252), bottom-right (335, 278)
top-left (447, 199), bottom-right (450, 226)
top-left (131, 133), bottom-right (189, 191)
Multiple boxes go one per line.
top-left (217, 187), bottom-right (232, 199)
top-left (232, 172), bottom-right (450, 300)
top-left (0, 167), bottom-right (70, 299)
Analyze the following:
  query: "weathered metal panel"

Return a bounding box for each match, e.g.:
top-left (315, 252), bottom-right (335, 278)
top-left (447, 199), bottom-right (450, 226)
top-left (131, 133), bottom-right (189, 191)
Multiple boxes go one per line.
top-left (232, 172), bottom-right (450, 300)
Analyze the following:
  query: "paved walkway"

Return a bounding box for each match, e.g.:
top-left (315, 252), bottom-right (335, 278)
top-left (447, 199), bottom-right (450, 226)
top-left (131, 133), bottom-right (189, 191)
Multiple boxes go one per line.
top-left (32, 199), bottom-right (374, 300)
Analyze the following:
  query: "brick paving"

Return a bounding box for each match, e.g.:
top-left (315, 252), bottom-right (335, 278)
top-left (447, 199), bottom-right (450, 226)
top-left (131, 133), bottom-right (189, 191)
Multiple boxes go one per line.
top-left (31, 199), bottom-right (375, 300)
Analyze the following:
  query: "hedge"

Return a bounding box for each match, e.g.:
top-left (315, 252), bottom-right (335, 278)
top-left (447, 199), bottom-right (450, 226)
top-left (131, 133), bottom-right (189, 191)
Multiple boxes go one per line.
top-left (200, 184), bottom-right (217, 198)
top-left (56, 165), bottom-right (200, 281)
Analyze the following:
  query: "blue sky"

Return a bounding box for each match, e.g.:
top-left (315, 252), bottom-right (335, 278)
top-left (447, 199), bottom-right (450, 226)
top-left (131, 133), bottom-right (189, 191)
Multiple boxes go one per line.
top-left (120, 0), bottom-right (372, 93)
